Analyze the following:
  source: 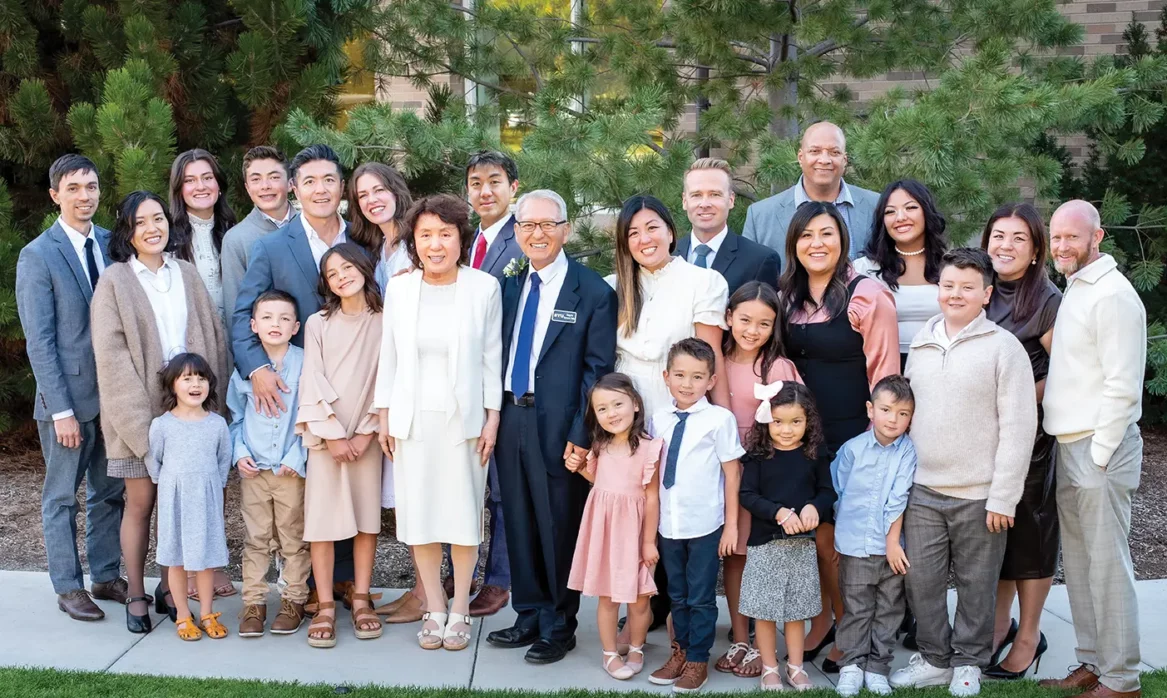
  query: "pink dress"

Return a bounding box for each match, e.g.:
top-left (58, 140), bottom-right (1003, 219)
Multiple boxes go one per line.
top-left (725, 356), bottom-right (802, 555)
top-left (568, 438), bottom-right (663, 603)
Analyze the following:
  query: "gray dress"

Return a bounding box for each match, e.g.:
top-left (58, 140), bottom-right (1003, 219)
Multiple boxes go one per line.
top-left (146, 411), bottom-right (232, 570)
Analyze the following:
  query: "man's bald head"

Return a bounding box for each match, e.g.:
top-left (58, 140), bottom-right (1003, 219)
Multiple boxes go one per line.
top-left (1049, 199), bottom-right (1104, 277)
top-left (797, 121), bottom-right (848, 197)
top-left (1050, 199), bottom-right (1102, 232)
top-left (800, 121), bottom-right (847, 151)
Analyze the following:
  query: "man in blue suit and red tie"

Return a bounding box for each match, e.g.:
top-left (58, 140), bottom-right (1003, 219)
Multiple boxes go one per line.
top-left (486, 189), bottom-right (618, 664)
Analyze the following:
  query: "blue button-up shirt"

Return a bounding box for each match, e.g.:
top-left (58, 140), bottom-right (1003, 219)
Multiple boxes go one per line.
top-left (831, 430), bottom-right (917, 557)
top-left (227, 345), bottom-right (307, 477)
top-left (793, 175), bottom-right (860, 252)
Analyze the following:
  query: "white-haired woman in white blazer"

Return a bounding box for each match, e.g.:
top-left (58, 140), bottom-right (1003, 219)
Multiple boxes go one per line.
top-left (374, 194), bottom-right (503, 652)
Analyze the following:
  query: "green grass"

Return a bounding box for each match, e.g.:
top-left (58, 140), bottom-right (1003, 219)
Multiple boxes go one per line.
top-left (2, 668), bottom-right (1163, 698)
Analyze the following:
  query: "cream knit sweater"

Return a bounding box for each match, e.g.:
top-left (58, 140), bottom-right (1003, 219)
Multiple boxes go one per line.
top-left (905, 312), bottom-right (1037, 516)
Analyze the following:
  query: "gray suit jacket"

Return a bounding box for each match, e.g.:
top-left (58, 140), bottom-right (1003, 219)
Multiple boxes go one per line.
top-left (742, 180), bottom-right (880, 270)
top-left (476, 216), bottom-right (523, 281)
top-left (220, 207), bottom-right (284, 327)
top-left (16, 221), bottom-right (112, 423)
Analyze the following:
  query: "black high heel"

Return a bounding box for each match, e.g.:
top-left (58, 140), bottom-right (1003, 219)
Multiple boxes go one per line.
top-left (988, 618), bottom-right (1020, 666)
top-left (125, 596), bottom-right (153, 634)
top-left (785, 625), bottom-right (836, 663)
top-left (153, 581), bottom-right (177, 623)
top-left (984, 632), bottom-right (1047, 680)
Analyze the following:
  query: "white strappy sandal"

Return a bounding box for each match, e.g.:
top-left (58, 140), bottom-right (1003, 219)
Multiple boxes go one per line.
top-left (417, 611), bottom-right (447, 650)
top-left (786, 663), bottom-right (814, 692)
top-left (443, 612), bottom-right (473, 651)
top-left (603, 650), bottom-right (635, 680)
top-left (760, 664), bottom-right (786, 691)
top-left (625, 644), bottom-right (646, 674)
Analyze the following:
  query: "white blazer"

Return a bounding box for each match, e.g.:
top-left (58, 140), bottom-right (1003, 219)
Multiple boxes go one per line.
top-left (374, 266), bottom-right (503, 441)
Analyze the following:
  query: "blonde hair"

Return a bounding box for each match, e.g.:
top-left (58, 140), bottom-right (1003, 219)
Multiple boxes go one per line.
top-left (683, 158), bottom-right (733, 192)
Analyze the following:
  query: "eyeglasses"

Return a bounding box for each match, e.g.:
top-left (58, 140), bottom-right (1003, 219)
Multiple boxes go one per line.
top-left (516, 220), bottom-right (566, 234)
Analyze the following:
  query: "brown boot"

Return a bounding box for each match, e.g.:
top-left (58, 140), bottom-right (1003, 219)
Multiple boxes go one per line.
top-left (649, 642), bottom-right (688, 685)
top-left (1070, 685), bottom-right (1141, 698)
top-left (469, 585), bottom-right (510, 617)
top-left (383, 589), bottom-right (425, 623)
top-left (57, 590), bottom-right (104, 622)
top-left (271, 599), bottom-right (306, 635)
top-left (1041, 664), bottom-right (1100, 691)
top-left (238, 604), bottom-right (266, 637)
top-left (674, 662), bottom-right (709, 693)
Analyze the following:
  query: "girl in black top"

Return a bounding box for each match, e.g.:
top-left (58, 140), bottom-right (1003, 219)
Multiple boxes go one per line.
top-left (738, 382), bottom-right (836, 691)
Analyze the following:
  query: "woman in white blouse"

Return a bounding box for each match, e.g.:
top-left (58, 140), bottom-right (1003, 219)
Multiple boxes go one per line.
top-left (168, 149), bottom-right (237, 326)
top-left (852, 179), bottom-right (949, 369)
top-left (91, 191), bottom-right (230, 629)
top-left (348, 162), bottom-right (415, 294)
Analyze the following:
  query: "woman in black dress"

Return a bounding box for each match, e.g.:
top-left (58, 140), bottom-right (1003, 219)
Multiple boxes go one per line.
top-left (980, 202), bottom-right (1062, 679)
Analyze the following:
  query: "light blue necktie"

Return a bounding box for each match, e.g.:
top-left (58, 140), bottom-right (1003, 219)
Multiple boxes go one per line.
top-left (662, 411), bottom-right (689, 489)
top-left (511, 272), bottom-right (541, 396)
top-left (693, 244), bottom-right (712, 268)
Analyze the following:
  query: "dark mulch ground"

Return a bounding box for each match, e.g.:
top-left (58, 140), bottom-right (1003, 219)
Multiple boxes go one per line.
top-left (2, 425), bottom-right (1165, 584)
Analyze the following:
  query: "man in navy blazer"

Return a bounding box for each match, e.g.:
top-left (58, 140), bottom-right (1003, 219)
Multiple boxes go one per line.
top-left (17, 154), bottom-right (126, 620)
top-left (485, 190), bottom-right (618, 663)
top-left (676, 158), bottom-right (781, 294)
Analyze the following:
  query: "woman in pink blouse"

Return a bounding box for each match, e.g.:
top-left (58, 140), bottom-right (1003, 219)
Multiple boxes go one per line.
top-left (779, 200), bottom-right (900, 672)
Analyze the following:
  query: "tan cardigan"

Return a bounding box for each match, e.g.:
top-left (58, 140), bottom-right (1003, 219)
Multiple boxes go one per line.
top-left (91, 258), bottom-right (231, 468)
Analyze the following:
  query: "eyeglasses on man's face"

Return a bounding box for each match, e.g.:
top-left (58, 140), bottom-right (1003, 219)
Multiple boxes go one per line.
top-left (516, 220), bottom-right (567, 234)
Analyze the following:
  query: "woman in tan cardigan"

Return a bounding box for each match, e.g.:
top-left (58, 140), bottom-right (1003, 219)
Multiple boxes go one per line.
top-left (91, 191), bottom-right (230, 629)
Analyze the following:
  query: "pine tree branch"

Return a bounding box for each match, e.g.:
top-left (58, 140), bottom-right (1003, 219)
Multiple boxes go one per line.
top-left (804, 17), bottom-right (870, 58)
top-left (447, 3), bottom-right (545, 91)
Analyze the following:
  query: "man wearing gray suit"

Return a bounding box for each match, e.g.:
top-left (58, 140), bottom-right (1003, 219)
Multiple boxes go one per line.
top-left (17, 154), bottom-right (126, 621)
top-left (743, 121), bottom-right (880, 268)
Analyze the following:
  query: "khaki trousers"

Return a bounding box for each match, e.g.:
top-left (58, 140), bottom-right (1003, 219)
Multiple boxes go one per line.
top-left (1056, 424), bottom-right (1143, 693)
top-left (241, 469), bottom-right (311, 605)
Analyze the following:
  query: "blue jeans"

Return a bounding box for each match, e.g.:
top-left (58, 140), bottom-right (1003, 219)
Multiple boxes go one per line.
top-left (659, 526), bottom-right (722, 663)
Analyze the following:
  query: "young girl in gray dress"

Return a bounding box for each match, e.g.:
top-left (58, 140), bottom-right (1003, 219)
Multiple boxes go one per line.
top-left (146, 353), bottom-right (233, 641)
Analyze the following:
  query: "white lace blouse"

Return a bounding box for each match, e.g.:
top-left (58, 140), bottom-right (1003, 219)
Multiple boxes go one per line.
top-left (189, 215), bottom-right (223, 318)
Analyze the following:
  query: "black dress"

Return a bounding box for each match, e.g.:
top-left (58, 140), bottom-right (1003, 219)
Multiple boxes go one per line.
top-left (987, 276), bottom-right (1062, 580)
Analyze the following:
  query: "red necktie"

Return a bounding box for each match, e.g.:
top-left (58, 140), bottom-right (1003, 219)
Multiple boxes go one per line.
top-left (472, 233), bottom-right (488, 269)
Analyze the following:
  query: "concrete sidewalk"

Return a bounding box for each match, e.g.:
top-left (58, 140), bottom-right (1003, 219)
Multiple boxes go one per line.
top-left (2, 570), bottom-right (1161, 691)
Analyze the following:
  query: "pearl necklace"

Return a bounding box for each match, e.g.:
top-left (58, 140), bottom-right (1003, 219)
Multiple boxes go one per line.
top-left (896, 246), bottom-right (925, 257)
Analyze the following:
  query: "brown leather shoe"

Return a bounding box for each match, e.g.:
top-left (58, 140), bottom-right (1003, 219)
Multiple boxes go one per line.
top-left (383, 589), bottom-right (425, 623)
top-left (238, 604), bottom-right (266, 637)
top-left (334, 580), bottom-right (356, 610)
top-left (91, 577), bottom-right (129, 604)
top-left (271, 599), bottom-right (305, 635)
top-left (1041, 664), bottom-right (1100, 691)
top-left (376, 590), bottom-right (416, 616)
top-left (1070, 684), bottom-right (1141, 698)
top-left (674, 661), bottom-right (709, 693)
top-left (469, 585), bottom-right (510, 617)
top-left (58, 589), bottom-right (104, 621)
top-left (304, 589), bottom-right (320, 616)
top-left (649, 642), bottom-right (687, 685)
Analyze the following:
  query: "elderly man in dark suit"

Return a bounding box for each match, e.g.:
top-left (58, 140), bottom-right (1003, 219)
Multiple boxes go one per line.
top-left (17, 154), bottom-right (126, 621)
top-left (676, 157), bottom-right (781, 293)
top-left (485, 189), bottom-right (618, 664)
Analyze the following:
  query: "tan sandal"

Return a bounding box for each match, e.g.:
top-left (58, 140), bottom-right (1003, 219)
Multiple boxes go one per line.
top-left (350, 592), bottom-right (383, 640)
top-left (201, 612), bottom-right (228, 639)
top-left (175, 616), bottom-right (203, 642)
top-left (443, 612), bottom-right (472, 651)
top-left (307, 601), bottom-right (337, 648)
top-left (418, 611), bottom-right (447, 650)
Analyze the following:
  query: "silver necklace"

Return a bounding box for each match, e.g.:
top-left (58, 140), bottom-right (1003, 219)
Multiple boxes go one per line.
top-left (896, 246), bottom-right (925, 257)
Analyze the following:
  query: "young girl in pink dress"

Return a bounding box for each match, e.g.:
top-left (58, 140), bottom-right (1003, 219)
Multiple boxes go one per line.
top-left (566, 373), bottom-right (662, 681)
top-left (717, 281), bottom-right (802, 679)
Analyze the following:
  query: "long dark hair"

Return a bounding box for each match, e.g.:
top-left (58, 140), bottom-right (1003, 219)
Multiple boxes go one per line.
top-left (585, 373), bottom-right (650, 456)
top-left (168, 149), bottom-right (237, 261)
top-left (613, 195), bottom-right (678, 337)
top-left (779, 201), bottom-right (852, 322)
top-left (744, 382), bottom-right (823, 461)
top-left (979, 202), bottom-right (1051, 321)
top-left (723, 281), bottom-right (787, 382)
top-left (862, 179), bottom-right (948, 290)
top-left (317, 242), bottom-right (384, 318)
top-left (347, 162), bottom-right (413, 258)
top-left (158, 352), bottom-right (219, 412)
top-left (108, 191), bottom-right (179, 263)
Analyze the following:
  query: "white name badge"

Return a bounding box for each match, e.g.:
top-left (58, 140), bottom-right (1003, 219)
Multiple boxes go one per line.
top-left (552, 310), bottom-right (577, 324)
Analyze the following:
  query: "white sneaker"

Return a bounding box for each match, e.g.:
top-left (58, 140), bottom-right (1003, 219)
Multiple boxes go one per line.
top-left (864, 671), bottom-right (892, 696)
top-left (949, 666), bottom-right (981, 697)
top-left (836, 665), bottom-right (864, 696)
top-left (890, 653), bottom-right (953, 688)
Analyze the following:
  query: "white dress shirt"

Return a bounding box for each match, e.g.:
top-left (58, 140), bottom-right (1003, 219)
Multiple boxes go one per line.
top-left (130, 255), bottom-right (188, 365)
top-left (930, 310), bottom-right (983, 350)
top-left (650, 397), bottom-right (745, 540)
top-left (687, 226), bottom-right (728, 269)
top-left (303, 215), bottom-right (348, 269)
top-left (505, 250), bottom-right (569, 393)
top-left (58, 217), bottom-right (105, 279)
top-left (473, 213), bottom-right (513, 254)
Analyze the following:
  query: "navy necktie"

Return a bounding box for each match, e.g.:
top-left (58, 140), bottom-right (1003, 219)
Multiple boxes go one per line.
top-left (662, 411), bottom-right (690, 489)
top-left (693, 244), bottom-right (712, 268)
top-left (83, 237), bottom-right (100, 290)
top-left (511, 272), bottom-right (541, 396)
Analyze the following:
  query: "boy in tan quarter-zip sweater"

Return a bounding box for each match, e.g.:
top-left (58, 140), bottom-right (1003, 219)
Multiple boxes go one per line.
top-left (891, 248), bottom-right (1036, 698)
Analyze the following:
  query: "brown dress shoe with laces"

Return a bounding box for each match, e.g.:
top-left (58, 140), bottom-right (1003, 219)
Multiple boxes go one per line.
top-left (649, 642), bottom-right (688, 685)
top-left (469, 585), bottom-right (510, 617)
top-left (1041, 664), bottom-right (1100, 691)
top-left (91, 577), bottom-right (129, 604)
top-left (1070, 684), bottom-right (1141, 698)
top-left (271, 599), bottom-right (305, 635)
top-left (674, 661), bottom-right (710, 693)
top-left (58, 589), bottom-right (104, 621)
top-left (238, 604), bottom-right (266, 637)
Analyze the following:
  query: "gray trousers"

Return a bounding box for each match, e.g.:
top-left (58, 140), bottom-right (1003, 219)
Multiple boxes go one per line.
top-left (904, 485), bottom-right (1007, 669)
top-left (838, 553), bottom-right (904, 675)
top-left (1057, 425), bottom-right (1142, 693)
top-left (38, 418), bottom-right (124, 594)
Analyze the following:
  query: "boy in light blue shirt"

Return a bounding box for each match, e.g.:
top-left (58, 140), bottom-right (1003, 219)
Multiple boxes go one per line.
top-left (830, 375), bottom-right (917, 697)
top-left (227, 290), bottom-right (310, 637)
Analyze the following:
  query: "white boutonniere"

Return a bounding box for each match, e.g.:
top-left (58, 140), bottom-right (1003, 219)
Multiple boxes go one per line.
top-left (503, 256), bottom-right (529, 278)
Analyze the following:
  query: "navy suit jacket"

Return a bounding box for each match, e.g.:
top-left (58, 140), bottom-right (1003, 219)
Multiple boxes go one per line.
top-left (501, 257), bottom-right (618, 473)
top-left (675, 230), bottom-right (781, 296)
top-left (477, 217), bottom-right (523, 280)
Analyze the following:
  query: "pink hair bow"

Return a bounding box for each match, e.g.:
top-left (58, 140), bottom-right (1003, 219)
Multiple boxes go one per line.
top-left (753, 381), bottom-right (784, 423)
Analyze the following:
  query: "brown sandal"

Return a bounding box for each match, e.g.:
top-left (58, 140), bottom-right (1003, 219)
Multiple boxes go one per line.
top-left (732, 647), bottom-right (763, 678)
top-left (350, 592), bottom-right (383, 640)
top-left (716, 642), bottom-right (750, 673)
top-left (307, 601), bottom-right (337, 648)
